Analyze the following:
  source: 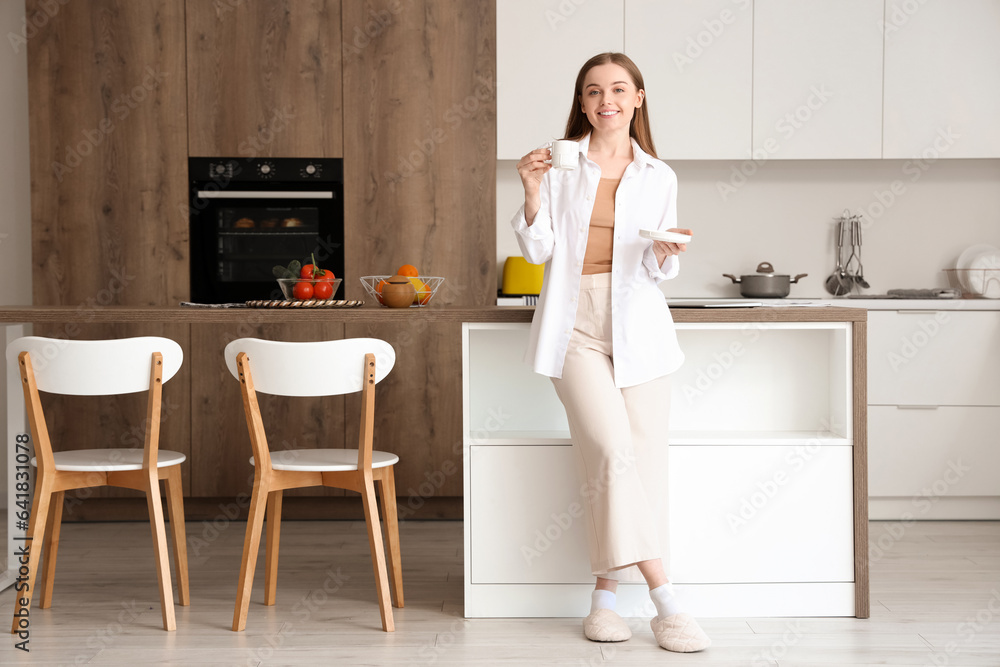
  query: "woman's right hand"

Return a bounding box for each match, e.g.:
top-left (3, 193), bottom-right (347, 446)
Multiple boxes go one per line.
top-left (516, 147), bottom-right (552, 195)
top-left (517, 147), bottom-right (551, 225)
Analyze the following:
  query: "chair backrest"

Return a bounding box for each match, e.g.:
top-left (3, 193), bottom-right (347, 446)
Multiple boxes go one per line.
top-left (224, 338), bottom-right (396, 396)
top-left (5, 336), bottom-right (183, 396)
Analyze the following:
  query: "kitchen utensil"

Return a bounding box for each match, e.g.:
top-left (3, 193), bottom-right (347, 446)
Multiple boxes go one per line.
top-left (853, 215), bottom-right (870, 289)
top-left (639, 229), bottom-right (692, 244)
top-left (842, 216), bottom-right (861, 289)
top-left (825, 218), bottom-right (851, 296)
top-left (502, 256), bottom-right (544, 295)
top-left (723, 262), bottom-right (808, 298)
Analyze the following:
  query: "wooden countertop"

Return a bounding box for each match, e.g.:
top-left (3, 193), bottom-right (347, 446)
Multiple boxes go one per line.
top-left (0, 305), bottom-right (866, 323)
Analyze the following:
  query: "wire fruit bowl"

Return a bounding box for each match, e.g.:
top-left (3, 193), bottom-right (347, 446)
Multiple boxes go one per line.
top-left (360, 276), bottom-right (445, 307)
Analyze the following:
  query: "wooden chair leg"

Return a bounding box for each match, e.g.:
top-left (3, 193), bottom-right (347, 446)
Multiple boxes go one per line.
top-left (145, 475), bottom-right (176, 631)
top-left (361, 474), bottom-right (394, 632)
top-left (378, 467), bottom-right (404, 608)
top-left (12, 478), bottom-right (52, 634)
top-left (264, 490), bottom-right (283, 606)
top-left (233, 476), bottom-right (269, 632)
top-left (38, 490), bottom-right (64, 609)
top-left (163, 465), bottom-right (190, 606)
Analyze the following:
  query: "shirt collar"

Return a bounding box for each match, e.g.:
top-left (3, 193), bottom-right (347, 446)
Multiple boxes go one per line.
top-left (577, 133), bottom-right (658, 170)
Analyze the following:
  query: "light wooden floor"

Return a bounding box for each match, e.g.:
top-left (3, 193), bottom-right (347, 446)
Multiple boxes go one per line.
top-left (1, 519), bottom-right (998, 666)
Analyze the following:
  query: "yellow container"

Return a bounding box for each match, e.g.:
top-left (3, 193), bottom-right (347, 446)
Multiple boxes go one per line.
top-left (502, 256), bottom-right (544, 295)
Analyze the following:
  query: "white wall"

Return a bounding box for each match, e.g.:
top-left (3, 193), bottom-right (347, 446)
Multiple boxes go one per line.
top-left (497, 158), bottom-right (1000, 298)
top-left (0, 0), bottom-right (32, 512)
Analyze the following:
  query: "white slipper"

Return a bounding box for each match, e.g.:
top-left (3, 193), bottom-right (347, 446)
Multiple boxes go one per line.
top-left (583, 608), bottom-right (632, 642)
top-left (649, 613), bottom-right (711, 652)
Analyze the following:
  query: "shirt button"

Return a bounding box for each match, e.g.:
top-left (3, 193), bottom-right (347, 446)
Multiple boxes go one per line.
top-left (586, 195), bottom-right (593, 201)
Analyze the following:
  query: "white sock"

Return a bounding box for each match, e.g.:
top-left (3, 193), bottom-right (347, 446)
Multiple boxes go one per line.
top-left (590, 589), bottom-right (616, 614)
top-left (649, 583), bottom-right (682, 619)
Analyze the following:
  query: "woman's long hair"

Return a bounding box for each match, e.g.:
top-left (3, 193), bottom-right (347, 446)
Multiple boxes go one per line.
top-left (563, 52), bottom-right (657, 158)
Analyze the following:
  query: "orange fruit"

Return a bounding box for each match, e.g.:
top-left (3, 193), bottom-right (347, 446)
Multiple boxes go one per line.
top-left (397, 264), bottom-right (419, 277)
top-left (375, 279), bottom-right (389, 305)
top-left (408, 277), bottom-right (429, 305)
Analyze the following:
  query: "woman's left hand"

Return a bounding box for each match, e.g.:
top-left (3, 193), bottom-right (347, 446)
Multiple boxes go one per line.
top-left (652, 228), bottom-right (692, 265)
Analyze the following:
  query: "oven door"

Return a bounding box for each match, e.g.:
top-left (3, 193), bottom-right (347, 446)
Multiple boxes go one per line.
top-left (190, 188), bottom-right (344, 303)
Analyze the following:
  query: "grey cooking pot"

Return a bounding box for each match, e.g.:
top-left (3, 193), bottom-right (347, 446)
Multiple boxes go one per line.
top-left (723, 262), bottom-right (808, 298)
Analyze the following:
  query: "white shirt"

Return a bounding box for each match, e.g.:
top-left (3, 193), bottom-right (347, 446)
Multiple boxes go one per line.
top-left (510, 134), bottom-right (685, 388)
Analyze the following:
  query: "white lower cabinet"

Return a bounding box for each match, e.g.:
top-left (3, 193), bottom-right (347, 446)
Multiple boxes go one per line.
top-left (869, 406), bottom-right (1000, 497)
top-left (471, 444), bottom-right (855, 586)
top-left (464, 321), bottom-right (862, 617)
top-left (866, 310), bottom-right (1000, 519)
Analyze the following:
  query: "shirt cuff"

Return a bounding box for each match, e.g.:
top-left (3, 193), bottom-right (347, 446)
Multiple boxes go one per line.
top-left (512, 204), bottom-right (552, 241)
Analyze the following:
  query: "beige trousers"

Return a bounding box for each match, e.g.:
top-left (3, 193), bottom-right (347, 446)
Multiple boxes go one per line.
top-left (551, 272), bottom-right (671, 583)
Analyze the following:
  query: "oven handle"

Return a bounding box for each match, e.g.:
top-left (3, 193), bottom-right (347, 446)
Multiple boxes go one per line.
top-left (195, 190), bottom-right (334, 199)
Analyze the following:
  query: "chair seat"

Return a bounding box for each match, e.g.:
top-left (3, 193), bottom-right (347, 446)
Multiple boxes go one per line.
top-left (32, 449), bottom-right (187, 472)
top-left (251, 449), bottom-right (399, 472)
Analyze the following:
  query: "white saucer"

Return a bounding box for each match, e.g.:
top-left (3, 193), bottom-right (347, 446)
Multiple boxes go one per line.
top-left (639, 229), bottom-right (692, 243)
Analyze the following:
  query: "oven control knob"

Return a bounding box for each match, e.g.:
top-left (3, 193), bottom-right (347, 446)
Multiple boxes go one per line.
top-left (305, 164), bottom-right (316, 175)
top-left (257, 162), bottom-right (275, 178)
top-left (214, 164), bottom-right (226, 175)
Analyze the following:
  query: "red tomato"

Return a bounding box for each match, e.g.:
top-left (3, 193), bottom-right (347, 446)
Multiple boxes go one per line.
top-left (292, 281), bottom-right (314, 300)
top-left (317, 269), bottom-right (335, 281)
top-left (313, 281), bottom-right (333, 300)
top-left (299, 264), bottom-right (316, 279)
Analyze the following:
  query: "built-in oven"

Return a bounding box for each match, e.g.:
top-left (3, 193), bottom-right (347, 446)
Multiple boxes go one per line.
top-left (189, 157), bottom-right (344, 303)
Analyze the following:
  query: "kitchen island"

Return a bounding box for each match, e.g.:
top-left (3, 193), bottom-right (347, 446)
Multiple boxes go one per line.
top-left (0, 305), bottom-right (867, 618)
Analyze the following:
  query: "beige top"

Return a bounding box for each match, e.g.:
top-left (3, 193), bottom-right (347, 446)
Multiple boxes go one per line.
top-left (582, 177), bottom-right (620, 275)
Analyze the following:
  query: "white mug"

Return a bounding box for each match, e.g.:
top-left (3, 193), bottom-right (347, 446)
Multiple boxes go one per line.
top-left (550, 140), bottom-right (579, 170)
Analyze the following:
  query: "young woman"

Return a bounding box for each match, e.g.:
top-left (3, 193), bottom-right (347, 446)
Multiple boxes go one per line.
top-left (511, 53), bottom-right (710, 653)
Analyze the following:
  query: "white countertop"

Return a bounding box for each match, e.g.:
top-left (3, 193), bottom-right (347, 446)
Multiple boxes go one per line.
top-left (666, 297), bottom-right (1000, 311)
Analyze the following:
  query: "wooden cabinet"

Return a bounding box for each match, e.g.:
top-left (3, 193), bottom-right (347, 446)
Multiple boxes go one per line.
top-left (625, 0), bottom-right (752, 160)
top-left (464, 320), bottom-right (864, 618)
top-left (752, 0), bottom-right (883, 159)
top-left (883, 0), bottom-right (1000, 158)
top-left (26, 0), bottom-right (191, 500)
top-left (185, 0), bottom-right (344, 157)
top-left (27, 0), bottom-right (189, 307)
top-left (189, 322), bottom-right (346, 498)
top-left (496, 0), bottom-right (623, 159)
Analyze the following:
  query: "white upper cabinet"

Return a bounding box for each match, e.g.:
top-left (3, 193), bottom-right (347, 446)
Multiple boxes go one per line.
top-left (883, 0), bottom-right (1000, 159)
top-left (752, 0), bottom-right (884, 159)
top-left (625, 0), bottom-right (753, 160)
top-left (496, 0), bottom-right (624, 159)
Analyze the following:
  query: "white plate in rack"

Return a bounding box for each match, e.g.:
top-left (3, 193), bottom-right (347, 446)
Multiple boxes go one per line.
top-left (967, 251), bottom-right (1000, 298)
top-left (955, 244), bottom-right (998, 292)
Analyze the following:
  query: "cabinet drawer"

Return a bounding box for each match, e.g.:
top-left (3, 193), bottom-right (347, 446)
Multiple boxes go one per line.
top-left (869, 405), bottom-right (1000, 497)
top-left (470, 444), bottom-right (855, 584)
top-left (868, 311), bottom-right (1000, 406)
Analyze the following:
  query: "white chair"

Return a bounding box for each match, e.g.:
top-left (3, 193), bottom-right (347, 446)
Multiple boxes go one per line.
top-left (224, 337), bottom-right (403, 632)
top-left (6, 336), bottom-right (190, 633)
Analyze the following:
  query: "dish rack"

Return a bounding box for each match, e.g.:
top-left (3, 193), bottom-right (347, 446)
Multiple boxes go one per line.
top-left (943, 268), bottom-right (1000, 299)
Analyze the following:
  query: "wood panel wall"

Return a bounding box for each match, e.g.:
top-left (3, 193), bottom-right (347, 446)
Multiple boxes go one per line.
top-left (342, 0), bottom-right (496, 497)
top-left (28, 0), bottom-right (189, 307)
top-left (26, 1), bottom-right (191, 498)
top-left (186, 0), bottom-right (344, 157)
